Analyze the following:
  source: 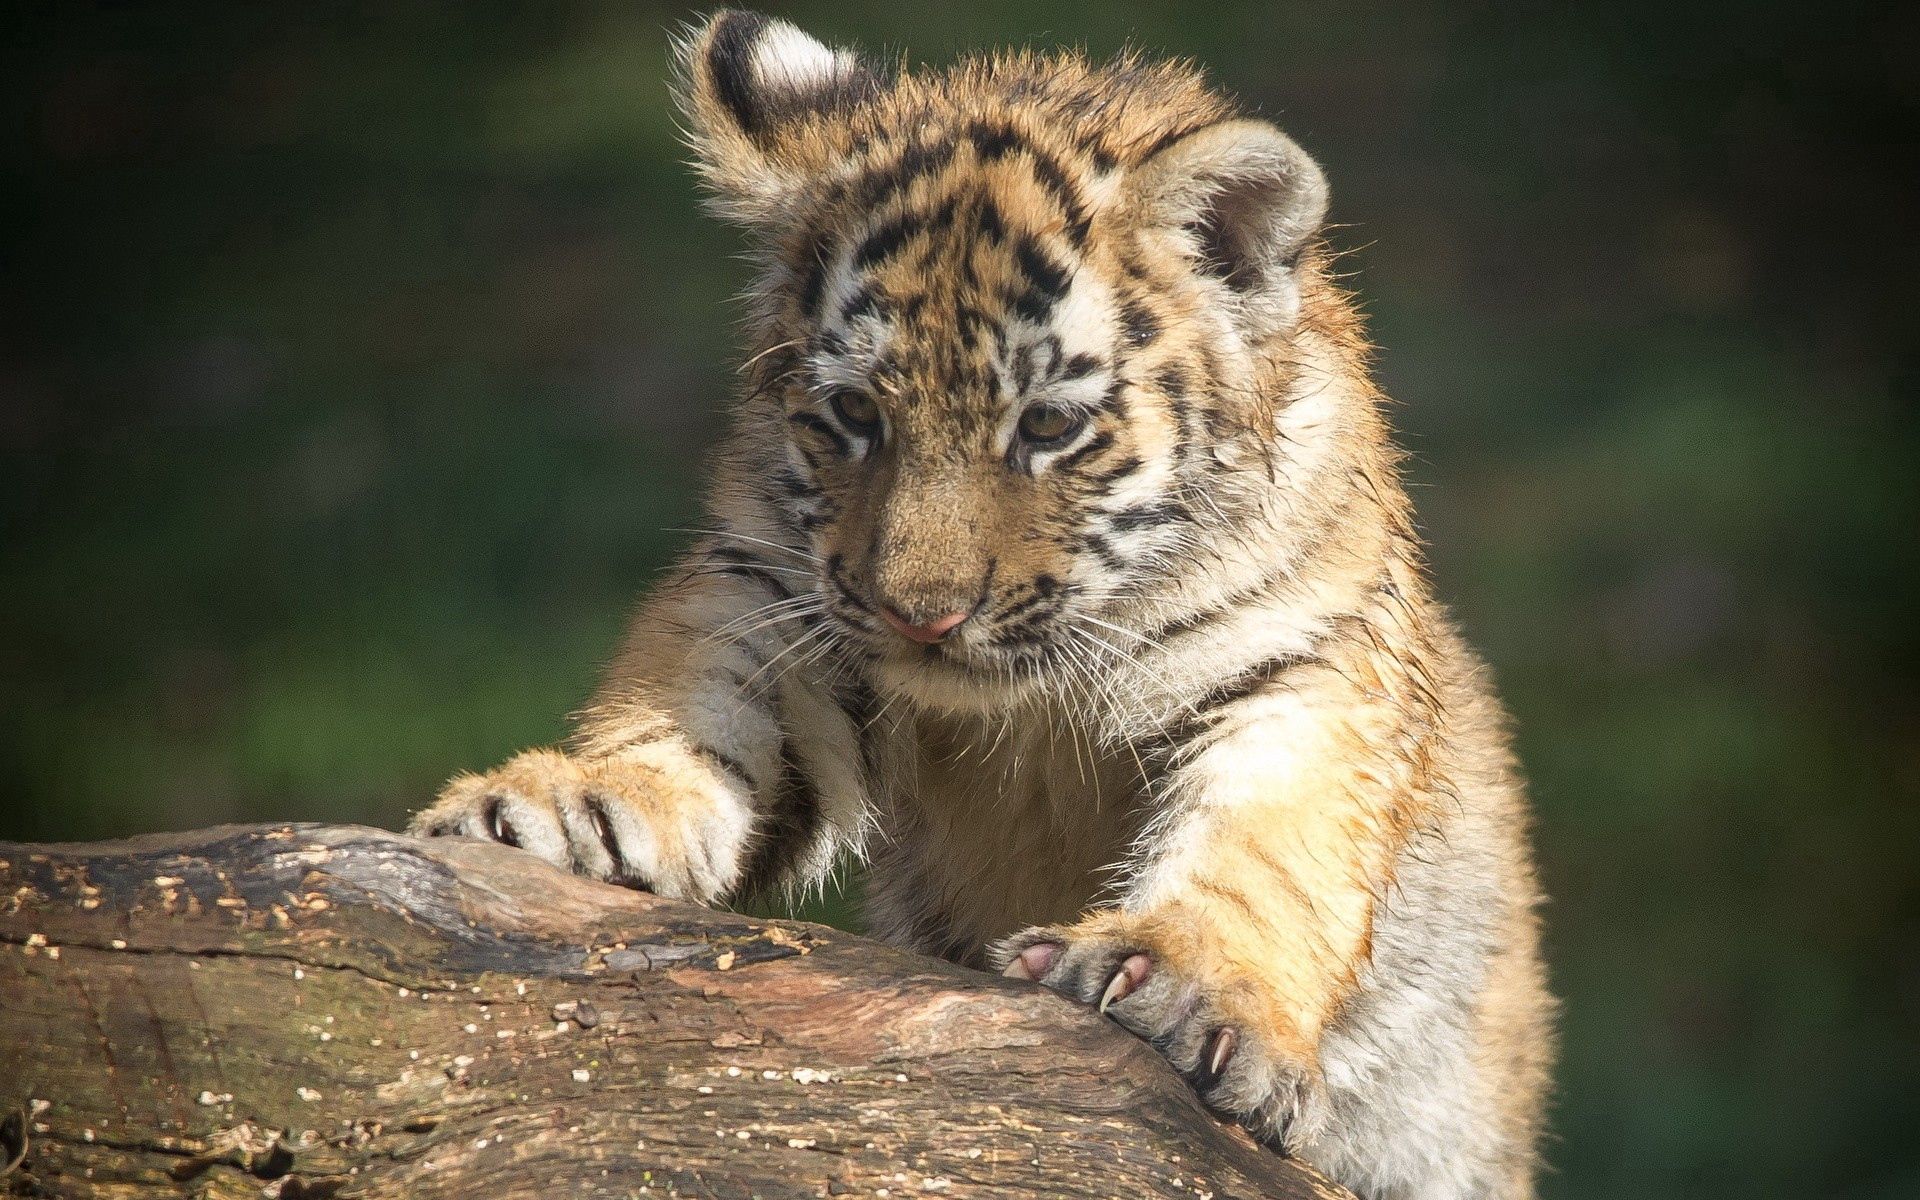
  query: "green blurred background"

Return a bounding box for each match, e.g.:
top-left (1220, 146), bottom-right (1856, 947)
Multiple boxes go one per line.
top-left (3, 2), bottom-right (1915, 1196)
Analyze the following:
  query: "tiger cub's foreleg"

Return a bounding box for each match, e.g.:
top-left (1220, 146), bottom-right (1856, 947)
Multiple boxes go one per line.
top-left (993, 663), bottom-right (1415, 1154)
top-left (410, 539), bottom-right (865, 903)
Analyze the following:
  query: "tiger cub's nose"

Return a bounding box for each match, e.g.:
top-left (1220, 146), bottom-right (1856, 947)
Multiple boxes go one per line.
top-left (879, 606), bottom-right (970, 645)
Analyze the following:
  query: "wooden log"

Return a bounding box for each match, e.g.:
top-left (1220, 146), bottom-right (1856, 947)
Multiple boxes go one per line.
top-left (0, 824), bottom-right (1349, 1199)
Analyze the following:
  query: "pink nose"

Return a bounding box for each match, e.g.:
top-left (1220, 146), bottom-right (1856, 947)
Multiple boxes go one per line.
top-left (880, 606), bottom-right (970, 645)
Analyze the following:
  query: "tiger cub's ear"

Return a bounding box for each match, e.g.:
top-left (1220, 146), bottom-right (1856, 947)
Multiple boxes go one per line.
top-left (675, 10), bottom-right (885, 226)
top-left (1128, 119), bottom-right (1330, 336)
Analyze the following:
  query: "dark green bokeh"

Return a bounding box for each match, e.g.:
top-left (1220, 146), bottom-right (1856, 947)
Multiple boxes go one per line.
top-left (3, 3), bottom-right (1915, 1196)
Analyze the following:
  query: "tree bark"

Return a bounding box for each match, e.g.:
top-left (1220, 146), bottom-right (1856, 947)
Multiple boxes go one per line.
top-left (0, 824), bottom-right (1349, 1199)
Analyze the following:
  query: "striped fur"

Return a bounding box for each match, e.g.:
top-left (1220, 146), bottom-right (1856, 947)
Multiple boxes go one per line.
top-left (411, 13), bottom-right (1554, 1197)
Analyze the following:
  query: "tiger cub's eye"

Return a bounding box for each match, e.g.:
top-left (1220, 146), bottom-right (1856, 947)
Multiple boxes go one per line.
top-left (1017, 404), bottom-right (1084, 446)
top-left (829, 390), bottom-right (881, 434)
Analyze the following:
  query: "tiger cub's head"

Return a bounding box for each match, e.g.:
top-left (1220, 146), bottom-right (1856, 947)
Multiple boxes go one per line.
top-left (679, 11), bottom-right (1342, 710)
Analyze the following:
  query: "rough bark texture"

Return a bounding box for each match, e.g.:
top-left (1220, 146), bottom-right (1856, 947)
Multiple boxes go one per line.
top-left (0, 824), bottom-right (1349, 1199)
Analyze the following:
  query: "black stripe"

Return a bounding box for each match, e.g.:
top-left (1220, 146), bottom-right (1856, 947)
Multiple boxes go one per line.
top-left (833, 129), bottom-right (959, 214)
top-left (735, 741), bottom-right (825, 899)
top-left (830, 677), bottom-right (882, 776)
top-left (1014, 238), bottom-right (1070, 302)
top-left (1024, 145), bottom-right (1091, 246)
top-left (787, 410), bottom-right (851, 456)
top-left (993, 599), bottom-right (1068, 645)
top-left (960, 120), bottom-right (1082, 243)
top-left (1052, 429), bottom-right (1113, 473)
top-left (1013, 286), bottom-right (1054, 325)
top-left (831, 675), bottom-right (879, 730)
top-left (1060, 352), bottom-right (1102, 380)
top-left (877, 135), bottom-right (959, 201)
top-left (924, 193), bottom-right (960, 237)
top-left (854, 212), bottom-right (916, 268)
top-left (693, 744), bottom-right (759, 793)
top-left (1095, 454), bottom-right (1144, 485)
top-left (773, 465), bottom-right (823, 500)
top-left (990, 591), bottom-right (1050, 626)
top-left (708, 13), bottom-right (884, 148)
top-left (957, 306), bottom-right (992, 351)
top-left (707, 11), bottom-right (772, 137)
top-left (1191, 656), bottom-right (1297, 720)
top-left (1146, 609), bottom-right (1219, 644)
top-left (1107, 499), bottom-right (1188, 531)
top-left (1142, 576), bottom-right (1284, 643)
top-left (841, 284), bottom-right (883, 323)
top-left (1148, 655), bottom-right (1314, 757)
top-left (987, 573), bottom-right (1062, 628)
top-left (977, 197), bottom-right (1007, 243)
top-left (1010, 340), bottom-right (1038, 394)
top-left (796, 231), bottom-right (830, 318)
top-left (826, 553), bottom-right (875, 614)
top-left (1137, 118), bottom-right (1227, 167)
top-left (967, 121), bottom-right (1021, 161)
top-left (1077, 530), bottom-right (1129, 573)
top-left (703, 545), bottom-right (797, 599)
top-left (1121, 298), bottom-right (1161, 347)
top-left (1158, 366), bottom-right (1197, 470)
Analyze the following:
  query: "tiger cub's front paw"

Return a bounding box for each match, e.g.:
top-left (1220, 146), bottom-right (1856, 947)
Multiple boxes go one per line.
top-left (995, 921), bottom-right (1329, 1154)
top-left (408, 747), bottom-right (752, 904)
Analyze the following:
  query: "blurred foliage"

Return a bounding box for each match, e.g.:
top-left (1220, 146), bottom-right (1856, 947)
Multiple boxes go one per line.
top-left (2, 3), bottom-right (1916, 1196)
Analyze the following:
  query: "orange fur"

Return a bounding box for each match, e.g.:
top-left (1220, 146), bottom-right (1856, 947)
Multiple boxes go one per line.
top-left (413, 15), bottom-right (1554, 1194)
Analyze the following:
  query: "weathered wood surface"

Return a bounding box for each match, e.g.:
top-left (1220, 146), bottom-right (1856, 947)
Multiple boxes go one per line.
top-left (0, 824), bottom-right (1348, 1199)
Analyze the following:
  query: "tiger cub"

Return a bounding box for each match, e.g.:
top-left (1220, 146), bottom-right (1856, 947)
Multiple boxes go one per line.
top-left (412, 11), bottom-right (1555, 1197)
